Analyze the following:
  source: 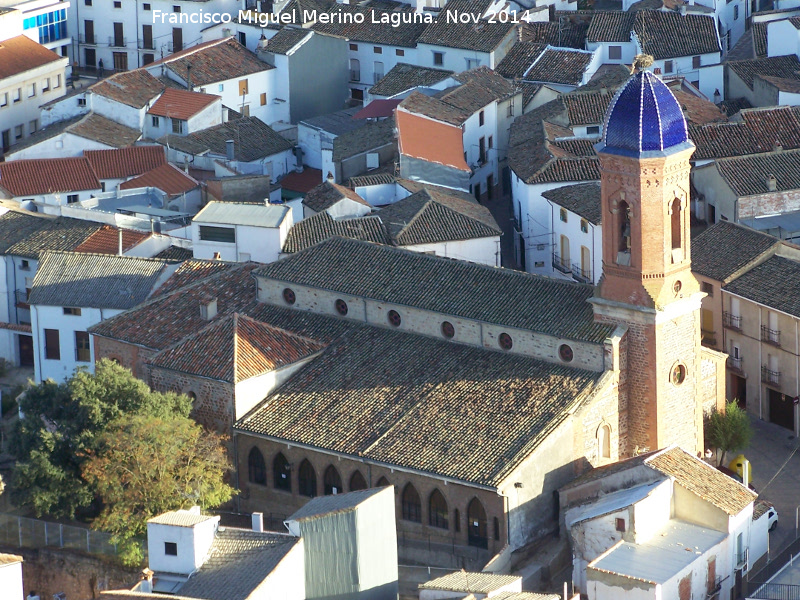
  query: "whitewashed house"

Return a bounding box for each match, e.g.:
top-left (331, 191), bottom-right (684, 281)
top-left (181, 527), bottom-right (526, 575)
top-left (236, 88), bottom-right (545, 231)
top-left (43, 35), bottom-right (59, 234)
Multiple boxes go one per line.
top-left (0, 554), bottom-right (23, 600)
top-left (0, 156), bottom-right (102, 210)
top-left (192, 201), bottom-right (292, 263)
top-left (0, 34), bottom-right (69, 155)
top-left (143, 88), bottom-right (222, 139)
top-left (89, 69), bottom-right (166, 132)
top-left (28, 251), bottom-right (175, 382)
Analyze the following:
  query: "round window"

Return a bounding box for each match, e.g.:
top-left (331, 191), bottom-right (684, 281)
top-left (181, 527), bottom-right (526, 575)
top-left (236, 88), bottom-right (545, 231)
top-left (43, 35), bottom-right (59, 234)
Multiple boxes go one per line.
top-left (282, 288), bottom-right (296, 305)
top-left (671, 363), bottom-right (687, 385)
top-left (673, 280), bottom-right (682, 295)
top-left (498, 333), bottom-right (513, 350)
top-left (441, 321), bottom-right (455, 338)
top-left (558, 344), bottom-right (574, 362)
top-left (335, 299), bottom-right (348, 315)
top-left (387, 309), bottom-right (402, 327)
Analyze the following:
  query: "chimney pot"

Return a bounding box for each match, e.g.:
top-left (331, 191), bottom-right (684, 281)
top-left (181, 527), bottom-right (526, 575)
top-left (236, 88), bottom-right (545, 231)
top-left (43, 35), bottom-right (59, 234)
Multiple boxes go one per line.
top-left (200, 295), bottom-right (218, 320)
top-left (767, 173), bottom-right (777, 192)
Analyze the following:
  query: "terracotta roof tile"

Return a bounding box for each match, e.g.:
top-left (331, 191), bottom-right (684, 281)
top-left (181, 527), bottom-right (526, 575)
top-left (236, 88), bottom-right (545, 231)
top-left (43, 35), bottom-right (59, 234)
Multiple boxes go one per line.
top-left (724, 255), bottom-right (800, 318)
top-left (525, 47), bottom-right (594, 86)
top-left (312, 4), bottom-right (428, 47)
top-left (153, 245), bottom-right (194, 261)
top-left (542, 182), bottom-right (602, 225)
top-left (264, 27), bottom-right (313, 54)
top-left (148, 313), bottom-right (325, 383)
top-left (91, 70), bottom-right (165, 109)
top-left (496, 42), bottom-right (546, 79)
top-left (417, 0), bottom-right (514, 52)
top-left (302, 180), bottom-right (369, 212)
top-left (369, 63), bottom-right (453, 97)
top-left (119, 163), bottom-right (199, 196)
top-left (396, 108), bottom-right (469, 172)
top-left (84, 146), bottom-right (166, 180)
top-left (727, 54), bottom-right (800, 90)
top-left (399, 90), bottom-right (469, 126)
top-left (691, 220), bottom-right (778, 282)
top-left (420, 572), bottom-right (521, 593)
top-left (151, 259), bottom-right (234, 297)
top-left (519, 18), bottom-right (590, 49)
top-left (73, 225), bottom-right (150, 254)
top-left (280, 168), bottom-right (323, 194)
top-left (563, 91), bottom-right (613, 125)
top-left (0, 157), bottom-right (100, 196)
top-left (331, 117), bottom-right (396, 162)
top-left (67, 113), bottom-right (142, 148)
top-left (147, 88), bottom-right (219, 120)
top-left (753, 21), bottom-right (768, 58)
top-left (716, 148), bottom-right (800, 196)
top-left (646, 447), bottom-right (756, 516)
top-left (157, 37), bottom-right (273, 85)
top-left (283, 212), bottom-right (390, 252)
top-left (0, 35), bottom-right (63, 79)
top-left (0, 553), bottom-right (23, 566)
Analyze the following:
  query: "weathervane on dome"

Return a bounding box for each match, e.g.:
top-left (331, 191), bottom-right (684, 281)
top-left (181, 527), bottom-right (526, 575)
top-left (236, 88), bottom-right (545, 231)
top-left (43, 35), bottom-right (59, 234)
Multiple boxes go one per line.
top-left (629, 54), bottom-right (654, 74)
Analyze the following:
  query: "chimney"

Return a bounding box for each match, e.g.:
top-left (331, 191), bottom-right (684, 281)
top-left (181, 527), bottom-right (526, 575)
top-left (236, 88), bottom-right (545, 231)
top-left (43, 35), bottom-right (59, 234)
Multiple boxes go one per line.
top-left (713, 89), bottom-right (721, 104)
top-left (199, 295), bottom-right (218, 320)
top-left (680, 3), bottom-right (687, 14)
top-left (252, 512), bottom-right (264, 532)
top-left (186, 64), bottom-right (192, 91)
top-left (213, 251), bottom-right (222, 260)
top-left (226, 139), bottom-right (235, 161)
top-left (774, 139), bottom-right (783, 152)
top-left (767, 174), bottom-right (777, 192)
top-left (257, 33), bottom-right (269, 51)
top-left (140, 569), bottom-right (154, 593)
top-left (326, 172), bottom-right (334, 182)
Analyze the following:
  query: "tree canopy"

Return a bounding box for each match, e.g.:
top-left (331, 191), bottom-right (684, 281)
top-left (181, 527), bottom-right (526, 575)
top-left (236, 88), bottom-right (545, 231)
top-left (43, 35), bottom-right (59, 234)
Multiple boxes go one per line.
top-left (706, 401), bottom-right (754, 466)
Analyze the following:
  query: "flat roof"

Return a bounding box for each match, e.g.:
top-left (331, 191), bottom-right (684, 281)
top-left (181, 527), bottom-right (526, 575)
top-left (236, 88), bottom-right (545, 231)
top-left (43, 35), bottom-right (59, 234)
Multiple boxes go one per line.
top-left (741, 210), bottom-right (800, 235)
top-left (118, 205), bottom-right (190, 218)
top-left (194, 201), bottom-right (289, 228)
top-left (588, 520), bottom-right (726, 585)
top-left (566, 481), bottom-right (665, 527)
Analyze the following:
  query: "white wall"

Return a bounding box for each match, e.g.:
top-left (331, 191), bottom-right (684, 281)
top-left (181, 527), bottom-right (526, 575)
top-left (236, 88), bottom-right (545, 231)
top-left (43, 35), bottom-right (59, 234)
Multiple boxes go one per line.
top-left (353, 182), bottom-right (411, 206)
top-left (5, 131), bottom-right (112, 160)
top-left (548, 199), bottom-right (603, 284)
top-left (92, 94), bottom-right (147, 131)
top-left (416, 43), bottom-right (495, 71)
top-left (347, 41), bottom-right (418, 98)
top-left (586, 41), bottom-right (637, 69)
top-left (147, 516), bottom-right (219, 576)
top-left (233, 357), bottom-right (317, 420)
top-left (192, 217), bottom-right (290, 263)
top-left (0, 560), bottom-right (23, 600)
top-left (402, 236), bottom-right (501, 266)
top-left (767, 19), bottom-right (800, 57)
top-left (250, 538), bottom-right (305, 600)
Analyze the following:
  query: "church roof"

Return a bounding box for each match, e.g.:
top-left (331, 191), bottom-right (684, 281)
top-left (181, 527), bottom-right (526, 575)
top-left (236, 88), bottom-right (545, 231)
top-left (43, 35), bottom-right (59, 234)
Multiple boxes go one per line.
top-left (691, 221), bottom-right (778, 282)
top-left (600, 70), bottom-right (690, 157)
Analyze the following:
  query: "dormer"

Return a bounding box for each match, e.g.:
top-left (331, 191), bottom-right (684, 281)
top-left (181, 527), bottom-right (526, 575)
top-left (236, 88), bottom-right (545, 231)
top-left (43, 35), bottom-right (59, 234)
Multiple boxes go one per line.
top-left (146, 508), bottom-right (220, 576)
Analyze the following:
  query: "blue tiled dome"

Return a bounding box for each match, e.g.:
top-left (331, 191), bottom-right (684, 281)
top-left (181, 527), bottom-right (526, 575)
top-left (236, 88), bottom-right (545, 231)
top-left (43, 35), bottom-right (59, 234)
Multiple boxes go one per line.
top-left (600, 70), bottom-right (690, 157)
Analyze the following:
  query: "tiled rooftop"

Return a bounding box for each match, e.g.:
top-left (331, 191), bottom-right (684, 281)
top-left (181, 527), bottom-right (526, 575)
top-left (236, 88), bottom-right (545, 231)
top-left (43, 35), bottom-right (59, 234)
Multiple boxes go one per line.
top-left (288, 487), bottom-right (387, 521)
top-left (302, 180), bottom-right (370, 213)
top-left (73, 225), bottom-right (150, 254)
top-left (396, 107), bottom-right (470, 171)
top-left (524, 47), bottom-right (594, 86)
top-left (0, 35), bottom-right (63, 79)
top-left (119, 164), bottom-right (199, 196)
top-left (0, 157), bottom-right (100, 196)
top-left (84, 146), bottom-right (166, 180)
top-left (496, 42), bottom-right (546, 79)
top-left (691, 221), bottom-right (778, 282)
top-left (716, 148), bottom-right (800, 196)
top-left (417, 0), bottom-right (514, 52)
top-left (369, 62), bottom-right (453, 97)
top-left (264, 27), bottom-right (312, 54)
top-left (727, 54), bottom-right (800, 90)
top-left (91, 69), bottom-right (165, 109)
top-left (724, 255), bottom-right (800, 319)
top-left (420, 572), bottom-right (522, 592)
top-left (519, 17), bottom-right (590, 49)
top-left (542, 183), bottom-right (601, 225)
top-left (312, 3), bottom-right (427, 47)
top-left (148, 510), bottom-right (217, 527)
top-left (0, 209), bottom-right (101, 258)
top-left (331, 117), bottom-right (395, 162)
top-left (157, 37), bottom-right (273, 85)
top-left (147, 88), bottom-right (220, 120)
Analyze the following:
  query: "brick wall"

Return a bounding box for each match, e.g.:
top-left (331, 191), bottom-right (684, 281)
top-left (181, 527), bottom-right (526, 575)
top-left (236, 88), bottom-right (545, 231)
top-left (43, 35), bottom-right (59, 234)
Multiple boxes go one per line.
top-left (236, 434), bottom-right (506, 556)
top-left (93, 337), bottom-right (155, 381)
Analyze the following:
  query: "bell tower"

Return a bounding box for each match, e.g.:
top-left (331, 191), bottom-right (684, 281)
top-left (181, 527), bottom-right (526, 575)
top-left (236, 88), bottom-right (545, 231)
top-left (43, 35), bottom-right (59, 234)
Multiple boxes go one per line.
top-left (591, 65), bottom-right (704, 457)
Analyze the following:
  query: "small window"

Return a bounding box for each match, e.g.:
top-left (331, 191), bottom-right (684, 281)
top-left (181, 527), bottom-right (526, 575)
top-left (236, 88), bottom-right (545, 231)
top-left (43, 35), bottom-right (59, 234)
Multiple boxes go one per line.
top-left (55, 75), bottom-right (61, 88)
top-left (664, 60), bottom-right (673, 74)
top-left (273, 452), bottom-right (291, 491)
top-left (172, 119), bottom-right (185, 134)
top-left (396, 49), bottom-right (404, 56)
top-left (248, 447), bottom-right (266, 485)
top-left (402, 483), bottom-right (422, 522)
top-left (498, 333), bottom-right (513, 350)
top-left (387, 309), bottom-right (401, 327)
top-left (199, 225), bottom-right (235, 243)
top-left (13, 88), bottom-right (21, 102)
top-left (349, 43), bottom-right (358, 51)
top-left (43, 79), bottom-right (50, 92)
top-left (558, 344), bottom-right (573, 362)
top-left (335, 299), bottom-right (348, 315)
top-left (615, 518), bottom-right (625, 532)
top-left (283, 288), bottom-right (296, 305)
top-left (433, 51), bottom-right (444, 66)
top-left (488, 136), bottom-right (493, 149)
top-left (507, 102), bottom-right (514, 117)
top-left (441, 321), bottom-right (455, 338)
top-left (238, 31), bottom-right (246, 46)
top-left (218, 83), bottom-right (224, 92)
top-left (260, 92), bottom-right (266, 106)
top-left (114, 0), bottom-right (121, 7)
top-left (78, 97), bottom-right (87, 107)
top-left (560, 208), bottom-right (568, 223)
top-left (45, 329), bottom-right (60, 360)
top-left (67, 194), bottom-right (79, 204)
top-left (580, 219), bottom-right (588, 233)
top-left (14, 125), bottom-right (23, 140)
top-left (173, 4), bottom-right (180, 11)
top-left (609, 45), bottom-right (622, 60)
top-left (373, 46), bottom-right (382, 54)
top-left (693, 56), bottom-right (701, 69)
top-left (0, 92), bottom-right (7, 107)
top-left (63, 307), bottom-right (82, 316)
top-left (75, 331), bottom-right (91, 362)
top-left (238, 79), bottom-right (248, 95)
top-left (143, 2), bottom-right (151, 9)
top-left (85, 0), bottom-right (92, 5)
top-left (164, 542), bottom-right (178, 556)
top-left (20, 260), bottom-right (30, 270)
top-left (671, 363), bottom-right (687, 385)
top-left (151, 116), bottom-right (160, 127)
top-left (28, 83), bottom-right (36, 98)
top-left (28, 119), bottom-right (36, 133)
top-left (479, 110), bottom-right (484, 126)
top-left (734, 4), bottom-right (739, 19)
top-left (702, 281), bottom-right (714, 297)
top-left (587, 125), bottom-right (600, 136)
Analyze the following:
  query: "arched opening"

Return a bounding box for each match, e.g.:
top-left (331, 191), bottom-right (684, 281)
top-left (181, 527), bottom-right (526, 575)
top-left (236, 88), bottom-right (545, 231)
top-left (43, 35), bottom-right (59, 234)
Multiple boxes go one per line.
top-left (273, 452), bottom-right (291, 491)
top-left (349, 470), bottom-right (367, 491)
top-left (298, 459), bottom-right (316, 497)
top-left (323, 465), bottom-right (342, 495)
top-left (598, 424), bottom-right (611, 459)
top-left (671, 198), bottom-right (682, 253)
top-left (429, 489), bottom-right (449, 529)
top-left (401, 483), bottom-right (421, 522)
top-left (248, 447), bottom-right (266, 485)
top-left (376, 476), bottom-right (390, 488)
top-left (186, 391), bottom-right (197, 402)
top-left (617, 201), bottom-right (631, 264)
top-left (467, 498), bottom-right (488, 548)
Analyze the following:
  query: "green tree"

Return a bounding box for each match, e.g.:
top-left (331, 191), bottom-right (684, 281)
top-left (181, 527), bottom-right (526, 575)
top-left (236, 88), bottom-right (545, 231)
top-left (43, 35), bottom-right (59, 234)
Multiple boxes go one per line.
top-left (11, 359), bottom-right (192, 519)
top-left (706, 401), bottom-right (754, 466)
top-left (82, 414), bottom-right (234, 565)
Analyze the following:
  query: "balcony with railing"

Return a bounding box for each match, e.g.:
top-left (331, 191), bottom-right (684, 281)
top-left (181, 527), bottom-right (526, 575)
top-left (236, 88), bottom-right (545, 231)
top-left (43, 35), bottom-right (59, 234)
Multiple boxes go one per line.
top-left (138, 38), bottom-right (155, 50)
top-left (552, 252), bottom-right (571, 275)
top-left (168, 42), bottom-right (183, 52)
top-left (350, 70), bottom-right (361, 82)
top-left (701, 328), bottom-right (717, 347)
top-left (727, 356), bottom-right (743, 372)
top-left (79, 33), bottom-right (96, 45)
top-left (571, 263), bottom-right (592, 284)
top-left (762, 366), bottom-right (781, 387)
top-left (761, 325), bottom-right (781, 346)
top-left (723, 311), bottom-right (742, 330)
top-left (108, 36), bottom-right (127, 48)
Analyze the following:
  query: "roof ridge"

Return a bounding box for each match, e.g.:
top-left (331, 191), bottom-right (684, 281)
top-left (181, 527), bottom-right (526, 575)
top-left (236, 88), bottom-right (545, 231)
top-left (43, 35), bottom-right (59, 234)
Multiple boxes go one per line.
top-left (233, 312), bottom-right (240, 384)
top-left (40, 249), bottom-right (168, 263)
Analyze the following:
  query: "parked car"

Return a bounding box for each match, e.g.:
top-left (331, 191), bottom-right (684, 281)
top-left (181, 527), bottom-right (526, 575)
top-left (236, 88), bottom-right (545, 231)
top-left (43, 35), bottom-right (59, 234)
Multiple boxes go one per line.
top-left (767, 504), bottom-right (779, 532)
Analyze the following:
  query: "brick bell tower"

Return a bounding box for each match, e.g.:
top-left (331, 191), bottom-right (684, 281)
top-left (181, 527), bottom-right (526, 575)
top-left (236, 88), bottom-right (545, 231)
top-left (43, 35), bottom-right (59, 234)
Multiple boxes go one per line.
top-left (591, 62), bottom-right (704, 457)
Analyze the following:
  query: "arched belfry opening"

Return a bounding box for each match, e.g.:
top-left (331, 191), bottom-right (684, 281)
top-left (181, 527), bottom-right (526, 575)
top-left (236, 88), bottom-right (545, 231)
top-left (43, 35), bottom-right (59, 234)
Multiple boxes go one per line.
top-left (670, 198), bottom-right (682, 251)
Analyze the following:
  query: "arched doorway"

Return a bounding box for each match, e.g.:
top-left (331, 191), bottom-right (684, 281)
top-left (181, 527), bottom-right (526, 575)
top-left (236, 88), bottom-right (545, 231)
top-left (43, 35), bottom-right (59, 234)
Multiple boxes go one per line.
top-left (467, 497), bottom-right (488, 548)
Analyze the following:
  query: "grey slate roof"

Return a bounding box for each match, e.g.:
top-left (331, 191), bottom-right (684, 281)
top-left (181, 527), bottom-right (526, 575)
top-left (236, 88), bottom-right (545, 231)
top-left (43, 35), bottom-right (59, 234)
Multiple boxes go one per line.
top-left (264, 27), bottom-right (313, 54)
top-left (369, 63), bottom-right (453, 97)
top-left (716, 149), bottom-right (800, 196)
top-left (158, 117), bottom-right (293, 162)
top-left (542, 182), bottom-right (602, 225)
top-left (331, 117), bottom-right (396, 162)
top-left (287, 487), bottom-right (387, 521)
top-left (724, 255), bottom-right (800, 317)
top-left (691, 221), bottom-right (778, 282)
top-left (257, 236), bottom-right (614, 343)
top-left (194, 202), bottom-right (290, 228)
top-left (0, 211), bottom-right (101, 259)
top-left (28, 252), bottom-right (170, 309)
top-left (176, 528), bottom-right (301, 600)
top-left (235, 324), bottom-right (604, 487)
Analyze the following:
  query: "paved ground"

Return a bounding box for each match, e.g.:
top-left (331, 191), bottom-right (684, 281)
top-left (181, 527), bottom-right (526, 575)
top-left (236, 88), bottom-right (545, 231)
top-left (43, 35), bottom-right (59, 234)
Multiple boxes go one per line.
top-left (742, 416), bottom-right (800, 557)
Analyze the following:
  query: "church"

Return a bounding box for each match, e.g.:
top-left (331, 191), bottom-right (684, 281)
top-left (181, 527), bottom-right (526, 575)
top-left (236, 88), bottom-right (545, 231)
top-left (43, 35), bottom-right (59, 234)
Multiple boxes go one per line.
top-left (91, 64), bottom-right (726, 561)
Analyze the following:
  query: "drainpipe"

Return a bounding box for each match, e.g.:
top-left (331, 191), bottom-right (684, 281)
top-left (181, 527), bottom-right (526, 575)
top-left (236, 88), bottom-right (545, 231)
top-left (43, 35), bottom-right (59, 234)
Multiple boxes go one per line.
top-left (759, 309), bottom-right (763, 420)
